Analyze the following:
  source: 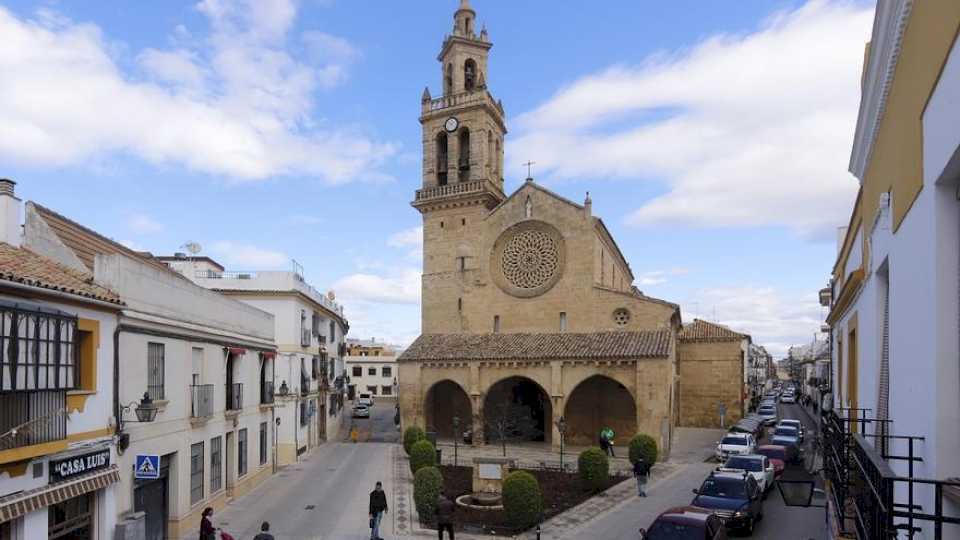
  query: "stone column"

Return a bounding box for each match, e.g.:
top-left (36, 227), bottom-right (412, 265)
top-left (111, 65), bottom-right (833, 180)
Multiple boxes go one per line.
top-left (470, 363), bottom-right (483, 445)
top-left (550, 361), bottom-right (564, 450)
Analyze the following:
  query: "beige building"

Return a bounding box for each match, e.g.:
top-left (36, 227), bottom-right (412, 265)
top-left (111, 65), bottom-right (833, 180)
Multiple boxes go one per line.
top-left (677, 320), bottom-right (750, 429)
top-left (398, 1), bottom-right (746, 456)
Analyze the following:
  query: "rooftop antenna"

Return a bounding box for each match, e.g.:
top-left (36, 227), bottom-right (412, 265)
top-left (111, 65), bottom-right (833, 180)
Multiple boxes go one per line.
top-left (181, 242), bottom-right (202, 255)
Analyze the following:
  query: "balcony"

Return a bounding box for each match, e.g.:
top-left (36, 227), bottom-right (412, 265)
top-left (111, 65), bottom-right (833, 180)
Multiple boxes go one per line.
top-left (190, 384), bottom-right (214, 419)
top-left (301, 328), bottom-right (312, 348)
top-left (260, 381), bottom-right (275, 405)
top-left (300, 375), bottom-right (311, 396)
top-left (421, 89), bottom-right (503, 117)
top-left (226, 383), bottom-right (243, 412)
top-left (413, 179), bottom-right (505, 206)
top-left (0, 390), bottom-right (67, 451)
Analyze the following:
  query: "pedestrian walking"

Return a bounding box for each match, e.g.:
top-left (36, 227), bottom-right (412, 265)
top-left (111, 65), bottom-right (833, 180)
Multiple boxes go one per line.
top-left (199, 507), bottom-right (216, 540)
top-left (369, 480), bottom-right (389, 540)
top-left (597, 431), bottom-right (609, 454)
top-left (253, 521), bottom-right (275, 540)
top-left (602, 427), bottom-right (616, 457)
top-left (633, 456), bottom-right (650, 497)
top-left (436, 493), bottom-right (456, 539)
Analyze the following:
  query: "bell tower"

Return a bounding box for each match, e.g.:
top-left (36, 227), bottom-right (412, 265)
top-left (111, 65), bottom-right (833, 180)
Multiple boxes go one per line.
top-left (413, 0), bottom-right (507, 333)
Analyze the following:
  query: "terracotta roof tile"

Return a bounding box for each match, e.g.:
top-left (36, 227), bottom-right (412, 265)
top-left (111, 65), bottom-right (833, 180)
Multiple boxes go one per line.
top-left (398, 330), bottom-right (672, 362)
top-left (0, 243), bottom-right (122, 305)
top-left (679, 319), bottom-right (749, 343)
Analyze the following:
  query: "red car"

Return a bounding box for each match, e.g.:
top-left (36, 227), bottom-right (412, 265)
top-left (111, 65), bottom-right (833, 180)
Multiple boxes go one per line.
top-left (639, 506), bottom-right (727, 539)
top-left (755, 445), bottom-right (789, 477)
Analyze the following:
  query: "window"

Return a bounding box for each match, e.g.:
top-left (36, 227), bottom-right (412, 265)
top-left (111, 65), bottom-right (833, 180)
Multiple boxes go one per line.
top-left (494, 315), bottom-right (500, 333)
top-left (238, 428), bottom-right (248, 477)
top-left (440, 220), bottom-right (445, 228)
top-left (1, 303), bottom-right (80, 392)
top-left (300, 402), bottom-right (308, 427)
top-left (147, 342), bottom-right (165, 400)
top-left (458, 128), bottom-right (471, 180)
top-left (436, 132), bottom-right (449, 185)
top-left (190, 442), bottom-right (204, 505)
top-left (461, 218), bottom-right (466, 226)
top-left (352, 366), bottom-right (362, 377)
top-left (76, 318), bottom-right (99, 392)
top-left (560, 312), bottom-right (567, 332)
top-left (382, 366), bottom-right (392, 378)
top-left (312, 312), bottom-right (320, 336)
top-left (368, 367), bottom-right (376, 376)
top-left (458, 256), bottom-right (466, 271)
top-left (259, 422), bottom-right (268, 466)
top-left (464, 58), bottom-right (477, 91)
top-left (329, 321), bottom-right (335, 344)
top-left (48, 492), bottom-right (93, 538)
top-left (458, 297), bottom-right (462, 311)
top-left (210, 436), bottom-right (222, 493)
top-left (382, 385), bottom-right (393, 396)
top-left (367, 385), bottom-right (378, 395)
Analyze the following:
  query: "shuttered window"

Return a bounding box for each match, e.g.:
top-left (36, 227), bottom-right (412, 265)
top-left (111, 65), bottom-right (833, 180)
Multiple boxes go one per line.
top-left (190, 442), bottom-right (204, 505)
top-left (147, 343), bottom-right (165, 400)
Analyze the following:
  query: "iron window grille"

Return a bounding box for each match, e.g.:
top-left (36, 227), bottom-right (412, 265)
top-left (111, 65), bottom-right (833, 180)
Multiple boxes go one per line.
top-left (210, 436), bottom-right (222, 493)
top-left (147, 342), bottom-right (165, 400)
top-left (0, 301), bottom-right (79, 393)
top-left (190, 384), bottom-right (214, 418)
top-left (259, 422), bottom-right (267, 465)
top-left (190, 442), bottom-right (204, 505)
top-left (238, 428), bottom-right (247, 477)
top-left (226, 383), bottom-right (243, 411)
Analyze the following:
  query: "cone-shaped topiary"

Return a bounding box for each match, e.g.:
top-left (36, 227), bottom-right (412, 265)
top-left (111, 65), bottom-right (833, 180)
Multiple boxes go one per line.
top-left (628, 434), bottom-right (658, 466)
top-left (403, 426), bottom-right (426, 455)
top-left (413, 466), bottom-right (443, 519)
top-left (578, 447), bottom-right (610, 492)
top-left (502, 470), bottom-right (543, 529)
top-left (409, 439), bottom-right (436, 474)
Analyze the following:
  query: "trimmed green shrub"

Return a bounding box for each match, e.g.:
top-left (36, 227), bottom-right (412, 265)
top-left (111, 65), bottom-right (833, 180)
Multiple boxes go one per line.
top-left (409, 439), bottom-right (436, 474)
top-left (403, 426), bottom-right (426, 455)
top-left (578, 447), bottom-right (610, 491)
top-left (502, 470), bottom-right (543, 528)
top-left (628, 434), bottom-right (658, 466)
top-left (413, 466), bottom-right (443, 519)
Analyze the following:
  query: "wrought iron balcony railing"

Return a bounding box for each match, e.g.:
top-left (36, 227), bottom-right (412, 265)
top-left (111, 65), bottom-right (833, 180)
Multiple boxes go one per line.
top-left (226, 383), bottom-right (243, 411)
top-left (190, 384), bottom-right (214, 418)
top-left (260, 381), bottom-right (275, 405)
top-left (0, 390), bottom-right (67, 450)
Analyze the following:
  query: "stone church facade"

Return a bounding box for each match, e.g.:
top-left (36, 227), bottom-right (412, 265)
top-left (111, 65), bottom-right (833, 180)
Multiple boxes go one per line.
top-left (398, 0), bottom-right (747, 455)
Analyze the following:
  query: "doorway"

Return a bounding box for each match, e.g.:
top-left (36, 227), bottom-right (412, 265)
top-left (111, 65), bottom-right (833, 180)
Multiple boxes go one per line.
top-left (134, 455), bottom-right (170, 540)
top-left (225, 431), bottom-right (235, 495)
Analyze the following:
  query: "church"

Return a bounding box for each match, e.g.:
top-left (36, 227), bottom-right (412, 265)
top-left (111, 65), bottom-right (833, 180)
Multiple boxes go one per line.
top-left (397, 0), bottom-right (750, 457)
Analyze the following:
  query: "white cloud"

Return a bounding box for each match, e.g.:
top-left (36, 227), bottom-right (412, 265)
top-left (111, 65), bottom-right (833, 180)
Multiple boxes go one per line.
top-left (332, 268), bottom-right (421, 305)
top-left (0, 3), bottom-right (395, 182)
top-left (387, 226), bottom-right (422, 248)
top-left (510, 1), bottom-right (870, 238)
top-left (128, 213), bottom-right (164, 234)
top-left (210, 241), bottom-right (288, 268)
top-left (682, 285), bottom-right (825, 357)
top-left (635, 268), bottom-right (689, 287)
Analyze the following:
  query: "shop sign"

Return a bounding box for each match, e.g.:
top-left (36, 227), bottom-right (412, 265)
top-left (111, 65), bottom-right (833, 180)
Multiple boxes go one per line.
top-left (49, 449), bottom-right (111, 482)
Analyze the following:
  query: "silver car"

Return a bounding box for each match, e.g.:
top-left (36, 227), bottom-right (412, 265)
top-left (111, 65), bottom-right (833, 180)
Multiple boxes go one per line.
top-left (757, 405), bottom-right (777, 426)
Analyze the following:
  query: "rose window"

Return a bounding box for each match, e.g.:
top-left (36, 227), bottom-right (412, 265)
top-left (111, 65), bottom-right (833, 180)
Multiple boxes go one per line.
top-left (613, 308), bottom-right (631, 326)
top-left (500, 229), bottom-right (560, 290)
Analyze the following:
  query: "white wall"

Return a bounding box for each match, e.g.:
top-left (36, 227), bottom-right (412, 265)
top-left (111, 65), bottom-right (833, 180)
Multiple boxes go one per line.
top-left (346, 356), bottom-right (399, 398)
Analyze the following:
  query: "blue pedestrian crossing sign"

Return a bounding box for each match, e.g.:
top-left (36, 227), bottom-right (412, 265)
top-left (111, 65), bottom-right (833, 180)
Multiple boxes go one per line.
top-left (134, 455), bottom-right (160, 480)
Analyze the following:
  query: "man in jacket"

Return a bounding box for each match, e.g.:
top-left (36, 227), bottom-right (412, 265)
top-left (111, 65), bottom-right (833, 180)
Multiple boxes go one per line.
top-left (369, 481), bottom-right (389, 540)
top-left (633, 456), bottom-right (651, 497)
top-left (435, 494), bottom-right (456, 539)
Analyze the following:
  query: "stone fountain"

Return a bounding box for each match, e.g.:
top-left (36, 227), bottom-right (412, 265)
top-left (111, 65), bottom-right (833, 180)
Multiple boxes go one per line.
top-left (455, 457), bottom-right (515, 510)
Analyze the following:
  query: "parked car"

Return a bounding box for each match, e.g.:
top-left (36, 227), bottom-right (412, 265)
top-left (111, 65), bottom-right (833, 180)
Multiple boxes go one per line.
top-left (357, 393), bottom-right (374, 407)
top-left (757, 405), bottom-right (778, 426)
top-left (715, 433), bottom-right (756, 462)
top-left (639, 506), bottom-right (728, 540)
top-left (756, 444), bottom-right (799, 468)
top-left (691, 471), bottom-right (765, 535)
top-left (728, 415), bottom-right (764, 439)
top-left (780, 392), bottom-right (796, 404)
top-left (353, 403), bottom-right (370, 418)
top-left (777, 419), bottom-right (805, 442)
top-left (770, 426), bottom-right (801, 458)
top-left (719, 454), bottom-right (776, 494)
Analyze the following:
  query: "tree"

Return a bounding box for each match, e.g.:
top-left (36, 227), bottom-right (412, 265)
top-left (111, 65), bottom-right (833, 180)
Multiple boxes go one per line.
top-left (484, 398), bottom-right (543, 457)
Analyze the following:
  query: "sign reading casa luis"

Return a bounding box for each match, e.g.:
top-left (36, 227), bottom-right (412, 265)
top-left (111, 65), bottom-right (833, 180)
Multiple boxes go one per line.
top-left (49, 449), bottom-right (111, 483)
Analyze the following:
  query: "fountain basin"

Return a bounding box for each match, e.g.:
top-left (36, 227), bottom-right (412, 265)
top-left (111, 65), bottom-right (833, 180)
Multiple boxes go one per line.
top-left (455, 492), bottom-right (504, 511)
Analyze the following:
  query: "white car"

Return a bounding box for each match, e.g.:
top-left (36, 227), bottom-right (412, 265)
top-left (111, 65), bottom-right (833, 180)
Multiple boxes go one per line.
top-left (353, 403), bottom-right (370, 418)
top-left (357, 393), bottom-right (374, 407)
top-left (780, 393), bottom-right (796, 404)
top-left (715, 433), bottom-right (756, 462)
top-left (718, 454), bottom-right (776, 493)
top-left (757, 405), bottom-right (778, 426)
top-left (778, 419), bottom-right (805, 442)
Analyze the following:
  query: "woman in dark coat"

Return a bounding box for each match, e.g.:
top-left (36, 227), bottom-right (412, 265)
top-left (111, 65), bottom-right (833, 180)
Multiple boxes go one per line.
top-left (200, 507), bottom-right (216, 540)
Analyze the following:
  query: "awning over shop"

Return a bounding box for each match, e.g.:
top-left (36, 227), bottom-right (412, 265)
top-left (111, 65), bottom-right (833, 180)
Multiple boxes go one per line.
top-left (0, 465), bottom-right (120, 522)
top-left (260, 351), bottom-right (276, 360)
top-left (224, 347), bottom-right (247, 356)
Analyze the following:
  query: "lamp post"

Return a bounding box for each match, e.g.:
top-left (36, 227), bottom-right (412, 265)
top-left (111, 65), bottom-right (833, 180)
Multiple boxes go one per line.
top-left (453, 415), bottom-right (460, 467)
top-left (556, 416), bottom-right (567, 470)
top-left (117, 392), bottom-right (159, 453)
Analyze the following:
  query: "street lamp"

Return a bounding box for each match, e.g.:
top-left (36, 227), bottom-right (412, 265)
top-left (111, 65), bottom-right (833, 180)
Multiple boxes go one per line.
top-left (556, 416), bottom-right (567, 469)
top-left (117, 392), bottom-right (159, 452)
top-left (453, 415), bottom-right (460, 467)
top-left (278, 380), bottom-right (290, 396)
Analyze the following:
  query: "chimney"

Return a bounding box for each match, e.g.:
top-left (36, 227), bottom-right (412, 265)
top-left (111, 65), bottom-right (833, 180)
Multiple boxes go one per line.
top-left (584, 191), bottom-right (592, 218)
top-left (0, 179), bottom-right (22, 248)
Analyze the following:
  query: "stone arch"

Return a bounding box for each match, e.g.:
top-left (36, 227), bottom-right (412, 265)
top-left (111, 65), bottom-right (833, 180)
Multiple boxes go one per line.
top-left (436, 131), bottom-right (449, 186)
top-left (424, 379), bottom-right (472, 439)
top-left (458, 127), bottom-right (471, 181)
top-left (464, 58), bottom-right (477, 91)
top-left (563, 375), bottom-right (637, 446)
top-left (483, 376), bottom-right (552, 444)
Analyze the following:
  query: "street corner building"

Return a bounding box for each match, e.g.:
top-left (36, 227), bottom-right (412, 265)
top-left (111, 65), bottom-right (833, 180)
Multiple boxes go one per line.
top-left (396, 0), bottom-right (751, 457)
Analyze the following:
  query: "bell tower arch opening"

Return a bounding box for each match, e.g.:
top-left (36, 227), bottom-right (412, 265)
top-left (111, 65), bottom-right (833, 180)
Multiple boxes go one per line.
top-left (436, 132), bottom-right (449, 186)
top-left (464, 58), bottom-right (478, 91)
top-left (458, 128), bottom-right (471, 181)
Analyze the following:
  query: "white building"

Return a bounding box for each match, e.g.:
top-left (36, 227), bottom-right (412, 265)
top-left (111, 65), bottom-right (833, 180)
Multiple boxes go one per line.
top-left (344, 339), bottom-right (401, 401)
top-left (824, 1), bottom-right (960, 537)
top-left (176, 259), bottom-right (350, 465)
top-left (22, 200), bottom-right (278, 540)
top-left (0, 180), bottom-right (123, 540)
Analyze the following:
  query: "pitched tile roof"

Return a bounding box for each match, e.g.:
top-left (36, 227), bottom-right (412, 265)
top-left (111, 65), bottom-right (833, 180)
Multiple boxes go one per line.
top-left (0, 243), bottom-right (122, 305)
top-left (679, 319), bottom-right (749, 343)
top-left (398, 330), bottom-right (673, 362)
top-left (31, 203), bottom-right (181, 278)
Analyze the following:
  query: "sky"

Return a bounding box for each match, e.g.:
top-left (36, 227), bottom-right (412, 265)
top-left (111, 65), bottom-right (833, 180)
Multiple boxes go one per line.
top-left (0, 0), bottom-right (874, 356)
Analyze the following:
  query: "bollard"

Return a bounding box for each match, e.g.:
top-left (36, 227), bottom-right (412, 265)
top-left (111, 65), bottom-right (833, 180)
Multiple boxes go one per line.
top-left (536, 524), bottom-right (542, 540)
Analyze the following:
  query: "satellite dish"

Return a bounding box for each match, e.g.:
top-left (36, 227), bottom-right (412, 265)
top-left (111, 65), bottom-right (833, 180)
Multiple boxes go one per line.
top-left (182, 242), bottom-right (202, 255)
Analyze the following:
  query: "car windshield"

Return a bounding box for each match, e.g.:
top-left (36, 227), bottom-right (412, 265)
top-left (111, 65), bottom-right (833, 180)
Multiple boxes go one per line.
top-left (781, 421), bottom-right (800, 428)
top-left (698, 477), bottom-right (747, 498)
top-left (759, 408), bottom-right (775, 414)
top-left (725, 456), bottom-right (762, 471)
top-left (759, 447), bottom-right (786, 460)
top-left (721, 436), bottom-right (747, 446)
top-left (645, 521), bottom-right (704, 540)
top-left (774, 427), bottom-right (797, 437)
